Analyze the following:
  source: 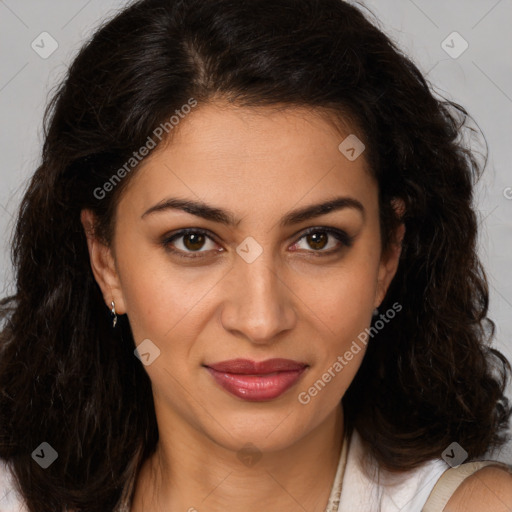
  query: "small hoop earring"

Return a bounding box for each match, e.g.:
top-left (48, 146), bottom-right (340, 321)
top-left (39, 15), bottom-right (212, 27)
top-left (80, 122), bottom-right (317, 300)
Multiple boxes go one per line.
top-left (373, 307), bottom-right (379, 316)
top-left (111, 300), bottom-right (118, 328)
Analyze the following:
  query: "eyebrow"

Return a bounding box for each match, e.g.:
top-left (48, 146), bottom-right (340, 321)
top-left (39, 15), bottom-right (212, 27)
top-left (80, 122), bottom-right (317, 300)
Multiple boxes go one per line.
top-left (141, 196), bottom-right (365, 227)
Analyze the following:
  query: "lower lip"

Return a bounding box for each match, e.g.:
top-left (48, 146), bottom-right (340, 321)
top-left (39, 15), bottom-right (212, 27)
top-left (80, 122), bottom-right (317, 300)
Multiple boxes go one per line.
top-left (206, 367), bottom-right (307, 401)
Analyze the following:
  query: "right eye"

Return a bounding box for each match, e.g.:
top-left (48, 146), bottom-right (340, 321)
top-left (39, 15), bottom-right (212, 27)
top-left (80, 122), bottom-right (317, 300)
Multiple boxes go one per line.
top-left (161, 229), bottom-right (223, 259)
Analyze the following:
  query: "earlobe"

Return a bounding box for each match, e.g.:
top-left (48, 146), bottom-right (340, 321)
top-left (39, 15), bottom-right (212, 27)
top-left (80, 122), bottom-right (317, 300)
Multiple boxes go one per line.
top-left (80, 209), bottom-right (126, 314)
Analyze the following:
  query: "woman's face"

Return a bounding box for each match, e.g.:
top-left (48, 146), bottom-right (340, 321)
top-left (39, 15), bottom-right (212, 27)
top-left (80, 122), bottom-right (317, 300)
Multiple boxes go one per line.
top-left (83, 101), bottom-right (402, 454)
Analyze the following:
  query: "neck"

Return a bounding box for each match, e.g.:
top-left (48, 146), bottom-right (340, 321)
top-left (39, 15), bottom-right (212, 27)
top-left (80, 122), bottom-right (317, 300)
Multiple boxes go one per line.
top-left (131, 404), bottom-right (344, 512)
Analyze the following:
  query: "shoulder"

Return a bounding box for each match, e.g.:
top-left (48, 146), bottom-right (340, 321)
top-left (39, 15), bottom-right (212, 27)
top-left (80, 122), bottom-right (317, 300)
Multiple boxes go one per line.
top-left (444, 464), bottom-right (512, 512)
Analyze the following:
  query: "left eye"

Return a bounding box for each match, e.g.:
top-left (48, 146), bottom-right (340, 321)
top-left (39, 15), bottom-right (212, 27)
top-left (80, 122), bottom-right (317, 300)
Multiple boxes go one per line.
top-left (290, 227), bottom-right (354, 254)
top-left (162, 227), bottom-right (353, 259)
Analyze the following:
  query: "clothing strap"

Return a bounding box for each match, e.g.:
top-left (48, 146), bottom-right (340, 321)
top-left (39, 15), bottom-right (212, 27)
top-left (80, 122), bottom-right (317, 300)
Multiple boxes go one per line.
top-left (422, 460), bottom-right (512, 512)
top-left (323, 428), bottom-right (350, 512)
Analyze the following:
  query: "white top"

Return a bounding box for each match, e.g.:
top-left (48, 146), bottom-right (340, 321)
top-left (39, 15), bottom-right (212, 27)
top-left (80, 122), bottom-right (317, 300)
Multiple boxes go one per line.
top-left (0, 460), bottom-right (27, 512)
top-left (334, 429), bottom-right (451, 511)
top-left (0, 429), bottom-right (454, 512)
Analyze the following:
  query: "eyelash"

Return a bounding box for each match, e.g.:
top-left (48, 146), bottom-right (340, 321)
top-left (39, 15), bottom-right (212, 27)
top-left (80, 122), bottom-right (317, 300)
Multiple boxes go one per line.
top-left (161, 227), bottom-right (355, 260)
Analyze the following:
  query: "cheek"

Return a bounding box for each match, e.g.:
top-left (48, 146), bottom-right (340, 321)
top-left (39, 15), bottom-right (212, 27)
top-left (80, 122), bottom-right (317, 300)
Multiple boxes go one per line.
top-left (113, 231), bottom-right (176, 338)
top-left (299, 265), bottom-right (377, 403)
top-left (115, 237), bottom-right (222, 347)
top-left (118, 272), bottom-right (193, 343)
top-left (300, 251), bottom-right (381, 390)
top-left (309, 252), bottom-right (380, 330)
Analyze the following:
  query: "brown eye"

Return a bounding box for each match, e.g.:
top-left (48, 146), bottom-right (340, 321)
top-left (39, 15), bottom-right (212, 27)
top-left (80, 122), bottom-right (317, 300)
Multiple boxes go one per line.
top-left (290, 227), bottom-right (354, 254)
top-left (162, 229), bottom-right (220, 258)
top-left (182, 232), bottom-right (206, 251)
top-left (305, 231), bottom-right (329, 250)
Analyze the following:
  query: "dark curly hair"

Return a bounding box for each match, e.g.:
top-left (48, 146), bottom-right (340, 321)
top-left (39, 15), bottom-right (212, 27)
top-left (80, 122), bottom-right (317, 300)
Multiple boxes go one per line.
top-left (1, 0), bottom-right (510, 510)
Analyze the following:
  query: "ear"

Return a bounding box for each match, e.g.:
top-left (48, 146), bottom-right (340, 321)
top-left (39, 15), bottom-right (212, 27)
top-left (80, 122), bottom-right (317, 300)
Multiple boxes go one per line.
top-left (80, 209), bottom-right (126, 314)
top-left (374, 198), bottom-right (405, 309)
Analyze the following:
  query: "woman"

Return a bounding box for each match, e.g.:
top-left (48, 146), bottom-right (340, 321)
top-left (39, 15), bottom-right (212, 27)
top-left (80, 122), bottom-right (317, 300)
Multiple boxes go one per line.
top-left (0, 0), bottom-right (511, 510)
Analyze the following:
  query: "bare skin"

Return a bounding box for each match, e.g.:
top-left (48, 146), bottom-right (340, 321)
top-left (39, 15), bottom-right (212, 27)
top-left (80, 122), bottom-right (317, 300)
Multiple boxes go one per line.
top-left (444, 465), bottom-right (512, 511)
top-left (82, 101), bottom-right (404, 511)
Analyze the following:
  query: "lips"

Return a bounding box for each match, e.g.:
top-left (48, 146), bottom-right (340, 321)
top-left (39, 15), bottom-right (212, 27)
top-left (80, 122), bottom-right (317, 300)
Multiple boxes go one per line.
top-left (206, 358), bottom-right (307, 374)
top-left (204, 358), bottom-right (308, 401)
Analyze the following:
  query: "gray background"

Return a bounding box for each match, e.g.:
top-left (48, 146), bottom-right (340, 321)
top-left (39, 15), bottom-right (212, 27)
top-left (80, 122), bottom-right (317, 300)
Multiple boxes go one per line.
top-left (1, 0), bottom-right (511, 464)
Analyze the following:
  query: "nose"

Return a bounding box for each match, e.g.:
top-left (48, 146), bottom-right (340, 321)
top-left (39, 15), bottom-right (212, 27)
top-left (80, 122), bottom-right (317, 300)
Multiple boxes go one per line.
top-left (219, 250), bottom-right (296, 345)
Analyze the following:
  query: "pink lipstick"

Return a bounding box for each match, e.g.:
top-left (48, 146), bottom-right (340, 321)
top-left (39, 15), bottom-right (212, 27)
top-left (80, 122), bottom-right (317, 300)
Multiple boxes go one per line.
top-left (204, 358), bottom-right (308, 401)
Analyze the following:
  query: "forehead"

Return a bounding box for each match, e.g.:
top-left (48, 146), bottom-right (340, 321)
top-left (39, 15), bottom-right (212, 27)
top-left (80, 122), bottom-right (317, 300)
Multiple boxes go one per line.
top-left (118, 102), bottom-right (377, 222)
top-left (153, 101), bottom-right (367, 166)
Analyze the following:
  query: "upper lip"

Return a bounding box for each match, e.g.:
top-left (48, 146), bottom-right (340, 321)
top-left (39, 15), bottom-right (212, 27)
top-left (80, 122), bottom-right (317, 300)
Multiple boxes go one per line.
top-left (205, 358), bottom-right (308, 374)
